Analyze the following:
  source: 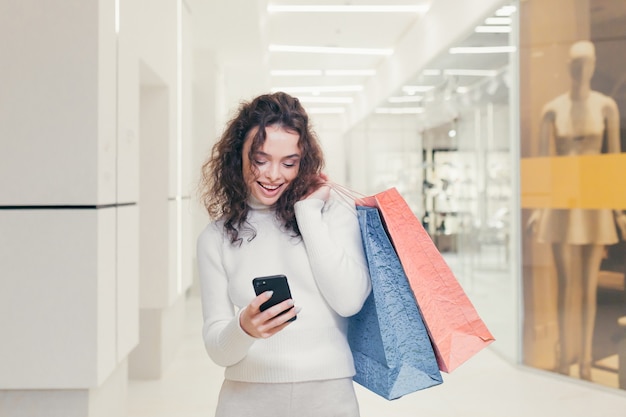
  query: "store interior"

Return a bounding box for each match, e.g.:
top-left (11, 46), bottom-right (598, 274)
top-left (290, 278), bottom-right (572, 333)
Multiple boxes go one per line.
top-left (345, 2), bottom-right (519, 368)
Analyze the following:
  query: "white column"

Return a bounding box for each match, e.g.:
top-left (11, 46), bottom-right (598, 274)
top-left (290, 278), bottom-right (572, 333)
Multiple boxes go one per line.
top-left (0, 0), bottom-right (139, 415)
top-left (128, 0), bottom-right (194, 379)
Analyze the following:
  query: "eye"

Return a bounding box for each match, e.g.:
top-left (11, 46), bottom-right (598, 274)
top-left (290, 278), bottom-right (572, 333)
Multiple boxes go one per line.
top-left (254, 160), bottom-right (267, 166)
top-left (282, 158), bottom-right (299, 168)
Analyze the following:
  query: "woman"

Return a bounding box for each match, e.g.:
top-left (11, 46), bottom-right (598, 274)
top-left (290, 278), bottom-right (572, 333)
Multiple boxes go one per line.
top-left (197, 92), bottom-right (371, 416)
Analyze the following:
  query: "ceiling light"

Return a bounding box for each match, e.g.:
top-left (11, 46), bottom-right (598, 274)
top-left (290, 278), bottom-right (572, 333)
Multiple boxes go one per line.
top-left (375, 107), bottom-right (425, 114)
top-left (269, 44), bottom-right (393, 56)
top-left (388, 95), bottom-right (423, 103)
top-left (307, 107), bottom-right (347, 114)
top-left (271, 85), bottom-right (364, 94)
top-left (297, 96), bottom-right (354, 104)
top-left (270, 69), bottom-right (376, 77)
top-left (495, 5), bottom-right (517, 17)
top-left (444, 69), bottom-right (499, 76)
top-left (267, 5), bottom-right (430, 13)
top-left (402, 85), bottom-right (434, 94)
top-left (449, 46), bottom-right (516, 54)
top-left (421, 69), bottom-right (442, 76)
top-left (484, 17), bottom-right (512, 25)
top-left (271, 70), bottom-right (323, 76)
top-left (475, 25), bottom-right (511, 33)
top-left (115, 0), bottom-right (120, 33)
top-left (325, 69), bottom-right (377, 76)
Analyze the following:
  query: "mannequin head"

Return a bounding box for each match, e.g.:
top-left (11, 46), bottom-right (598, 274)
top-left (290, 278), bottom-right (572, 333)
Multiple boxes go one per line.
top-left (568, 40), bottom-right (596, 85)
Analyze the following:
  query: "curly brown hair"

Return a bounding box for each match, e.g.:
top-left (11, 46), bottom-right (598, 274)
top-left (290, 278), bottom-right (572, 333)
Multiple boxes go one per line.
top-left (199, 92), bottom-right (325, 245)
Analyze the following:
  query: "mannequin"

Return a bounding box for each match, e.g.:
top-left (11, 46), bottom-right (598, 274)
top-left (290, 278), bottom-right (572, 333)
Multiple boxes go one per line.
top-left (528, 40), bottom-right (626, 380)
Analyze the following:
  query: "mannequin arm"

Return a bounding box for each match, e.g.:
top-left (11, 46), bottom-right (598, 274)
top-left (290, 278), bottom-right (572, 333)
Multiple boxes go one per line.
top-left (526, 106), bottom-right (557, 236)
top-left (614, 210), bottom-right (626, 238)
top-left (537, 106), bottom-right (555, 157)
top-left (605, 98), bottom-right (621, 153)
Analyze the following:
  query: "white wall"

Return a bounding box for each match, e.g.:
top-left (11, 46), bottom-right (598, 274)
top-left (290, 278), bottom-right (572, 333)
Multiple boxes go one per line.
top-left (0, 0), bottom-right (193, 415)
top-left (0, 0), bottom-right (136, 390)
top-left (0, 1), bottom-right (107, 205)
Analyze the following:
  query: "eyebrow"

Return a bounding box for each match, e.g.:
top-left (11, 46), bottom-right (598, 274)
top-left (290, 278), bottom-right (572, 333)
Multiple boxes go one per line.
top-left (255, 151), bottom-right (301, 159)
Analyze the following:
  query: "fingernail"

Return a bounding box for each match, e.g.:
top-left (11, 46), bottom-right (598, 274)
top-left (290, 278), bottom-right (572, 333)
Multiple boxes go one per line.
top-left (266, 291), bottom-right (274, 298)
top-left (295, 306), bottom-right (302, 314)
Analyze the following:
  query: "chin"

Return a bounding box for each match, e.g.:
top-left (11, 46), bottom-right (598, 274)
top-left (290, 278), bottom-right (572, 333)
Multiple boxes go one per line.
top-left (254, 192), bottom-right (283, 207)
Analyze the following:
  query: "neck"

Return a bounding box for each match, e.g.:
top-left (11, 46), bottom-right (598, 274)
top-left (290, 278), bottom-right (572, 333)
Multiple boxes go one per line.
top-left (570, 82), bottom-right (590, 100)
top-left (248, 195), bottom-right (274, 211)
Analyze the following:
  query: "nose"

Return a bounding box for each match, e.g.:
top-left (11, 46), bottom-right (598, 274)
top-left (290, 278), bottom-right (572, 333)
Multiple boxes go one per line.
top-left (265, 163), bottom-right (281, 182)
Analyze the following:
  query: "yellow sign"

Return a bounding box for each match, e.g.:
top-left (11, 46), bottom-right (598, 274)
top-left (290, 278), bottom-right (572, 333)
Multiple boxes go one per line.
top-left (521, 153), bottom-right (626, 209)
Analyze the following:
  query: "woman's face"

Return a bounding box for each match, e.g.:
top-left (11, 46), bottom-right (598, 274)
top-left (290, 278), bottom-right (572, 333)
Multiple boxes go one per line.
top-left (242, 125), bottom-right (301, 206)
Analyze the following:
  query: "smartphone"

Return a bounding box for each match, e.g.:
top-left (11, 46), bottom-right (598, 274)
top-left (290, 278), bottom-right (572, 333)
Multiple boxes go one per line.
top-left (252, 274), bottom-right (296, 322)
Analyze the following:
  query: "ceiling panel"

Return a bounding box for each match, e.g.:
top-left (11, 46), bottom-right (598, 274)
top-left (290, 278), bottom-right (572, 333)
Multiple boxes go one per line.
top-left (264, 0), bottom-right (431, 106)
top-left (187, 0), bottom-right (514, 114)
top-left (266, 12), bottom-right (417, 49)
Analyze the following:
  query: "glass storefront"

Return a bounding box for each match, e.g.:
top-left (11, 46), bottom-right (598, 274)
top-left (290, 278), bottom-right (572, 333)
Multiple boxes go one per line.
top-left (520, 0), bottom-right (626, 390)
top-left (346, 2), bottom-right (519, 364)
top-left (415, 3), bottom-right (519, 365)
top-left (347, 0), bottom-right (626, 392)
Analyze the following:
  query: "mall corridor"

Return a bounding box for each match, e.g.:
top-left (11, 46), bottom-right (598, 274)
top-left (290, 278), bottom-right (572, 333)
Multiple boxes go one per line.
top-left (4, 1), bottom-right (626, 415)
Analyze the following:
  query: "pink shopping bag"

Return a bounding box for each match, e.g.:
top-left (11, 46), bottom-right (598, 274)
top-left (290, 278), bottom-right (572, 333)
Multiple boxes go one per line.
top-left (357, 187), bottom-right (495, 373)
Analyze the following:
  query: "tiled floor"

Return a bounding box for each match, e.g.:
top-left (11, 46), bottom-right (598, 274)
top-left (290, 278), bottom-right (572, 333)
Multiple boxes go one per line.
top-left (128, 295), bottom-right (626, 417)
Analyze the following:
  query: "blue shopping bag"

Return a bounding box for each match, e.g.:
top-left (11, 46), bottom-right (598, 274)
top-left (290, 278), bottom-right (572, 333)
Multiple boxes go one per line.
top-left (348, 206), bottom-right (443, 400)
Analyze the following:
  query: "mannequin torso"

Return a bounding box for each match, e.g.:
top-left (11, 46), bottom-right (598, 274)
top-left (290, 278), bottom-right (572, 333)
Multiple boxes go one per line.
top-left (546, 91), bottom-right (613, 156)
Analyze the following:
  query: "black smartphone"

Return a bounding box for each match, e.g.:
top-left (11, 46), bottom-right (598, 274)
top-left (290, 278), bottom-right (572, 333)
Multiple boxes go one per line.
top-left (252, 274), bottom-right (296, 322)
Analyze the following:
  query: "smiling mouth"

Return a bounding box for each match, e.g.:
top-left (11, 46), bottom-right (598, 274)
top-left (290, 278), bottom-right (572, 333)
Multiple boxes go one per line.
top-left (258, 182), bottom-right (283, 191)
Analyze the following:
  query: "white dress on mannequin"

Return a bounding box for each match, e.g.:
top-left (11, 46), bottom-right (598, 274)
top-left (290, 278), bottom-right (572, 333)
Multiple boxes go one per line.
top-left (536, 91), bottom-right (619, 245)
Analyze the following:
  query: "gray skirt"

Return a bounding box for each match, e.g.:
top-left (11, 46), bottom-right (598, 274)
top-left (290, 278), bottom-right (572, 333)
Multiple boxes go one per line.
top-left (214, 378), bottom-right (360, 417)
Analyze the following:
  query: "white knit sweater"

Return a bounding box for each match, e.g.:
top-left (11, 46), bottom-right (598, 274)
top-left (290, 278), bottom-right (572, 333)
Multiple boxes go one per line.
top-left (196, 193), bottom-right (371, 383)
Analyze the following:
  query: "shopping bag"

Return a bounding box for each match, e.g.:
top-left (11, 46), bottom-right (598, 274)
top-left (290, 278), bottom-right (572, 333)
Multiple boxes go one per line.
top-left (358, 187), bottom-right (495, 373)
top-left (348, 206), bottom-right (443, 400)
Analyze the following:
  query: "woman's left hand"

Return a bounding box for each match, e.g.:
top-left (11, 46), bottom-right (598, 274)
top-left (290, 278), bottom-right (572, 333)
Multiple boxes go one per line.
top-left (305, 173), bottom-right (330, 202)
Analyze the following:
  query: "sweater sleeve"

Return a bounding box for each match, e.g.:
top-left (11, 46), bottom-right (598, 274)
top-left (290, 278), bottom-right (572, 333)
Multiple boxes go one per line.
top-left (294, 192), bottom-right (371, 317)
top-left (196, 223), bottom-right (256, 366)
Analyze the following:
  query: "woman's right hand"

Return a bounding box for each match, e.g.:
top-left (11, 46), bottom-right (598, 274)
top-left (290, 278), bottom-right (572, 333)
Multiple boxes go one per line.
top-left (239, 292), bottom-right (298, 338)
